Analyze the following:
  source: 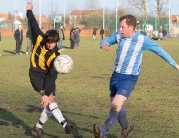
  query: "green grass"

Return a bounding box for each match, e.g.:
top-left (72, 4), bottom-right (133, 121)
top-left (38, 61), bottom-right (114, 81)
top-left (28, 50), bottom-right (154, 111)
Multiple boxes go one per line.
top-left (0, 36), bottom-right (179, 138)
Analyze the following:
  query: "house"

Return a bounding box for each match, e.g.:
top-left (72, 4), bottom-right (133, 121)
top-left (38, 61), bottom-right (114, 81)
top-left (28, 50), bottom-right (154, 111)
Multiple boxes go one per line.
top-left (0, 13), bottom-right (9, 20)
top-left (165, 14), bottom-right (179, 27)
top-left (0, 13), bottom-right (52, 29)
top-left (14, 20), bottom-right (21, 29)
top-left (164, 14), bottom-right (179, 35)
top-left (0, 17), bottom-right (5, 23)
top-left (0, 13), bottom-right (14, 29)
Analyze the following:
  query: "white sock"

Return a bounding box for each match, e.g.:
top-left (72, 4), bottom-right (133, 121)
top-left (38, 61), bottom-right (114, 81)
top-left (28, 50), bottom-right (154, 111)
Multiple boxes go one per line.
top-left (49, 102), bottom-right (65, 124)
top-left (44, 107), bottom-right (52, 117)
top-left (63, 122), bottom-right (67, 128)
top-left (36, 107), bottom-right (52, 128)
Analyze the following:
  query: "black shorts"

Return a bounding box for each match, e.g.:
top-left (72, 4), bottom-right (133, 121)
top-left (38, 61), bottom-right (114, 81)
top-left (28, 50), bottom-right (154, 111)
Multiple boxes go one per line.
top-left (29, 68), bottom-right (56, 96)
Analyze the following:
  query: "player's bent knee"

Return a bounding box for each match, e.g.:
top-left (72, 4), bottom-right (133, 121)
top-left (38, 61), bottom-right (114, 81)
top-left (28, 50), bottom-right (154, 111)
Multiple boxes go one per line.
top-left (111, 103), bottom-right (117, 112)
top-left (49, 102), bottom-right (58, 111)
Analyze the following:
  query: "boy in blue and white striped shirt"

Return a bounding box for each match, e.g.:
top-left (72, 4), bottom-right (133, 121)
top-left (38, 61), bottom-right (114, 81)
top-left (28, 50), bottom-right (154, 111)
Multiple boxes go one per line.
top-left (93, 14), bottom-right (179, 138)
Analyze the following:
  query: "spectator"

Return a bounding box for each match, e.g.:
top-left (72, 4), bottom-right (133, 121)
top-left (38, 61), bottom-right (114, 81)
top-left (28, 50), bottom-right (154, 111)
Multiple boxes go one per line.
top-left (70, 28), bottom-right (75, 49)
top-left (152, 30), bottom-right (159, 40)
top-left (57, 25), bottom-right (65, 50)
top-left (170, 28), bottom-right (173, 35)
top-left (74, 28), bottom-right (81, 49)
top-left (144, 22), bottom-right (147, 31)
top-left (100, 28), bottom-right (104, 40)
top-left (149, 30), bottom-right (153, 39)
top-left (0, 32), bottom-right (1, 56)
top-left (159, 30), bottom-right (163, 40)
top-left (26, 29), bottom-right (33, 54)
top-left (162, 29), bottom-right (167, 40)
top-left (14, 25), bottom-right (23, 55)
top-left (92, 28), bottom-right (97, 40)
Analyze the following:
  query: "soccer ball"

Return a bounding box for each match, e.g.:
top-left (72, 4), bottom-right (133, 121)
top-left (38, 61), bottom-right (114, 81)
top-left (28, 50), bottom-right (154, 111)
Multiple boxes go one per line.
top-left (54, 55), bottom-right (73, 74)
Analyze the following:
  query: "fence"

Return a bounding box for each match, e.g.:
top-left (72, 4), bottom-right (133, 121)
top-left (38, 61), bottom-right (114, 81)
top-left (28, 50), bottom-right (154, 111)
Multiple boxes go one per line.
top-left (1, 14), bottom-right (179, 37)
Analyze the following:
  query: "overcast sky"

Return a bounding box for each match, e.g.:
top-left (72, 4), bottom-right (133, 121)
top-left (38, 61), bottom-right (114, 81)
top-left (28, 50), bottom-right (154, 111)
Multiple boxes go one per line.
top-left (0, 0), bottom-right (178, 17)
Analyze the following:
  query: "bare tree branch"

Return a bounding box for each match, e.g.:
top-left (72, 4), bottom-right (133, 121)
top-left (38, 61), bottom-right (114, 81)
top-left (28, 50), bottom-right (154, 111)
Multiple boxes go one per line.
top-left (66, 1), bottom-right (79, 14)
top-left (83, 0), bottom-right (100, 10)
top-left (128, 0), bottom-right (148, 21)
top-left (148, 0), bottom-right (168, 28)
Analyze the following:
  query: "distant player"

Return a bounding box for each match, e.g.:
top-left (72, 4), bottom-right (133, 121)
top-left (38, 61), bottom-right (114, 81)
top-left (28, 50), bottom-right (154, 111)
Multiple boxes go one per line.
top-left (26, 2), bottom-right (73, 138)
top-left (93, 14), bottom-right (179, 138)
top-left (92, 28), bottom-right (97, 40)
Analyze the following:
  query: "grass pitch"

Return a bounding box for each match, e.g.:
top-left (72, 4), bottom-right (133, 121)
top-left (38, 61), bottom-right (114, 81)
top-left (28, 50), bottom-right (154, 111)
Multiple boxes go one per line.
top-left (0, 36), bottom-right (179, 138)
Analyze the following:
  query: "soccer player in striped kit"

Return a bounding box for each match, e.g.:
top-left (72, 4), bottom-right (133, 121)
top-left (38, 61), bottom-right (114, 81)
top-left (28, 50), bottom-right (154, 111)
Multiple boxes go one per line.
top-left (93, 14), bottom-right (179, 138)
top-left (26, 2), bottom-right (73, 138)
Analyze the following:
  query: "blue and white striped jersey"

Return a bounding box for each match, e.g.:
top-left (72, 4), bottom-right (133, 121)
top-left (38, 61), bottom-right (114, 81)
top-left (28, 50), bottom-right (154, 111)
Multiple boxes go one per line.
top-left (100, 32), bottom-right (177, 75)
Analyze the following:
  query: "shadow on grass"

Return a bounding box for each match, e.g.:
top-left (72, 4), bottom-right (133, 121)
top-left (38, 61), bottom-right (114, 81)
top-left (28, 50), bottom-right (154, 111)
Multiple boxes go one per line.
top-left (26, 105), bottom-right (58, 138)
top-left (27, 105), bottom-right (80, 137)
top-left (3, 50), bottom-right (15, 54)
top-left (62, 45), bottom-right (76, 49)
top-left (0, 108), bottom-right (36, 137)
top-left (107, 134), bottom-right (118, 138)
top-left (26, 105), bottom-right (42, 113)
top-left (26, 105), bottom-right (100, 137)
top-left (3, 50), bottom-right (26, 54)
top-left (61, 111), bottom-right (118, 138)
top-left (62, 110), bottom-right (100, 137)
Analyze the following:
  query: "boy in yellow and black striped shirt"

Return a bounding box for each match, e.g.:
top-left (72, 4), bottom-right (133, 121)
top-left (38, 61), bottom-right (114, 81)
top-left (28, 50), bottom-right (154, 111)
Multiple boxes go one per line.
top-left (26, 2), bottom-right (73, 138)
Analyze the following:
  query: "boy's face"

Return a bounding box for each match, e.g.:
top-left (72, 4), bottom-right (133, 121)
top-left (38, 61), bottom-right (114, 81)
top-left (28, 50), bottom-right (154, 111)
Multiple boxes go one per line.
top-left (46, 41), bottom-right (57, 50)
top-left (120, 19), bottom-right (134, 37)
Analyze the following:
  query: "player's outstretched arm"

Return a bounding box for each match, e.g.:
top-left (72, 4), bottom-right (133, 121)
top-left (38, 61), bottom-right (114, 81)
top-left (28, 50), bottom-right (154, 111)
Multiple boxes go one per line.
top-left (26, 2), bottom-right (44, 46)
top-left (101, 43), bottom-right (110, 51)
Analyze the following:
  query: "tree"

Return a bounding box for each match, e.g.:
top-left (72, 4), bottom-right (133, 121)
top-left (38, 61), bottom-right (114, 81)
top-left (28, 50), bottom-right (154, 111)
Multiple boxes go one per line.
top-left (41, 0), bottom-right (61, 29)
top-left (66, 1), bottom-right (79, 14)
top-left (128, 0), bottom-right (148, 22)
top-left (156, 0), bottom-right (168, 29)
top-left (8, 12), bottom-right (13, 21)
top-left (49, 0), bottom-right (60, 20)
top-left (83, 0), bottom-right (100, 10)
top-left (148, 0), bottom-right (168, 29)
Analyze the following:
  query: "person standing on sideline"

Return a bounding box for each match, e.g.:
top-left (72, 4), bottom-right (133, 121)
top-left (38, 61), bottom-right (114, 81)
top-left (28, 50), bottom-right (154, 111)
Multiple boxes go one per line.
top-left (0, 32), bottom-right (1, 56)
top-left (14, 25), bottom-right (23, 55)
top-left (57, 25), bottom-right (65, 50)
top-left (0, 32), bottom-right (1, 41)
top-left (92, 28), bottom-right (97, 40)
top-left (70, 27), bottom-right (75, 49)
top-left (26, 2), bottom-right (73, 138)
top-left (93, 14), bottom-right (179, 138)
top-left (25, 29), bottom-right (33, 54)
top-left (74, 27), bottom-right (81, 49)
top-left (162, 29), bottom-right (167, 40)
top-left (100, 28), bottom-right (104, 40)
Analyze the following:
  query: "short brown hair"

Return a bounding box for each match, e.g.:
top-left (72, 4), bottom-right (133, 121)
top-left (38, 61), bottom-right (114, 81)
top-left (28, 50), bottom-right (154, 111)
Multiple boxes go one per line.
top-left (40, 29), bottom-right (59, 46)
top-left (45, 29), bottom-right (59, 42)
top-left (119, 14), bottom-right (137, 28)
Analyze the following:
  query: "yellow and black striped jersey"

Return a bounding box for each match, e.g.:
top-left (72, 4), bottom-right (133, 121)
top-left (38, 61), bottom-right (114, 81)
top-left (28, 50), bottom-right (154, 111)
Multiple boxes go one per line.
top-left (30, 35), bottom-right (61, 71)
